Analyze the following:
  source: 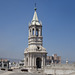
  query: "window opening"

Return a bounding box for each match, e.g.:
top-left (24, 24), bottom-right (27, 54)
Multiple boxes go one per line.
top-left (33, 29), bottom-right (34, 35)
top-left (36, 29), bottom-right (38, 36)
top-left (30, 29), bottom-right (31, 35)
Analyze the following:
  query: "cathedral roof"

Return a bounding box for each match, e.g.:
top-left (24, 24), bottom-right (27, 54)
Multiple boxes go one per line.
top-left (31, 8), bottom-right (41, 25)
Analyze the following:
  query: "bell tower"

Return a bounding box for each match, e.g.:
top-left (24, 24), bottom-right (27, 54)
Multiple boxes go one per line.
top-left (24, 7), bottom-right (47, 72)
top-left (28, 7), bottom-right (42, 46)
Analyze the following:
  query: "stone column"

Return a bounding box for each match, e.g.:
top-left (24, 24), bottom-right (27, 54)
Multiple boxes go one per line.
top-left (31, 28), bottom-right (33, 36)
top-left (30, 54), bottom-right (32, 68)
top-left (33, 55), bottom-right (34, 68)
top-left (42, 55), bottom-right (43, 68)
top-left (44, 56), bottom-right (45, 67)
top-left (39, 29), bottom-right (40, 36)
top-left (34, 56), bottom-right (36, 68)
top-left (34, 28), bottom-right (36, 36)
top-left (28, 54), bottom-right (30, 68)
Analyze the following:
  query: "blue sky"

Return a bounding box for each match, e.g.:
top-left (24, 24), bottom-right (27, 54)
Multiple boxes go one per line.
top-left (0, 0), bottom-right (75, 61)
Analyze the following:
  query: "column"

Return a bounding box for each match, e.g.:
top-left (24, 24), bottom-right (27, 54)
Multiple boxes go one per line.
top-left (30, 54), bottom-right (32, 68)
top-left (42, 55), bottom-right (43, 68)
top-left (34, 57), bottom-right (36, 68)
top-left (33, 55), bottom-right (34, 68)
top-left (41, 28), bottom-right (42, 36)
top-left (39, 29), bottom-right (40, 36)
top-left (34, 28), bottom-right (36, 36)
top-left (43, 56), bottom-right (45, 67)
top-left (28, 54), bottom-right (30, 68)
top-left (31, 28), bottom-right (33, 36)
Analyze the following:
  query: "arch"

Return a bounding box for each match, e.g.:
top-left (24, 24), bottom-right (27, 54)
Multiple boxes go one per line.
top-left (36, 29), bottom-right (38, 36)
top-left (36, 57), bottom-right (41, 68)
top-left (33, 28), bottom-right (34, 35)
top-left (30, 29), bottom-right (31, 36)
top-left (4, 64), bottom-right (7, 67)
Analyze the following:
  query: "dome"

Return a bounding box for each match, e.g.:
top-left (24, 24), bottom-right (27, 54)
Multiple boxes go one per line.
top-left (24, 45), bottom-right (47, 54)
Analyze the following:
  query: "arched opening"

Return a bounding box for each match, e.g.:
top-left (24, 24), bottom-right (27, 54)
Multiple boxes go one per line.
top-left (36, 29), bottom-right (38, 36)
top-left (33, 29), bottom-right (34, 35)
top-left (30, 29), bottom-right (31, 36)
top-left (36, 57), bottom-right (41, 68)
top-left (4, 64), bottom-right (7, 67)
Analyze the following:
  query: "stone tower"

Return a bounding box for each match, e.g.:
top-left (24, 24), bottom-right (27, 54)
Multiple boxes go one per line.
top-left (24, 7), bottom-right (47, 71)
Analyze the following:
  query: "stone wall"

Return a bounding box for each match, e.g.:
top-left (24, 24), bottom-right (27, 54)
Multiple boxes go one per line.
top-left (44, 64), bottom-right (75, 75)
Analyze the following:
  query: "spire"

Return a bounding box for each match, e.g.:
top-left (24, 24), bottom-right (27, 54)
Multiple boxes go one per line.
top-left (31, 4), bottom-right (41, 25)
top-left (32, 4), bottom-right (38, 22)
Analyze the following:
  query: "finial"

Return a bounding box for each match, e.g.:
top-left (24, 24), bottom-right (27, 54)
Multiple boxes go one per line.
top-left (34, 3), bottom-right (37, 11)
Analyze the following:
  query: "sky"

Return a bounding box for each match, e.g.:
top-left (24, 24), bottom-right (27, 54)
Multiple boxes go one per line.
top-left (0, 0), bottom-right (75, 62)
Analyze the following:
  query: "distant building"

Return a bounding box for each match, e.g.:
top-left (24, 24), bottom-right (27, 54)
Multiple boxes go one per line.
top-left (19, 60), bottom-right (24, 67)
top-left (66, 60), bottom-right (68, 64)
top-left (46, 54), bottom-right (61, 65)
top-left (0, 59), bottom-right (9, 68)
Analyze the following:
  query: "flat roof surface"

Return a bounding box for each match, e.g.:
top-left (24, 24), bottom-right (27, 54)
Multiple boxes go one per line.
top-left (0, 69), bottom-right (44, 75)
